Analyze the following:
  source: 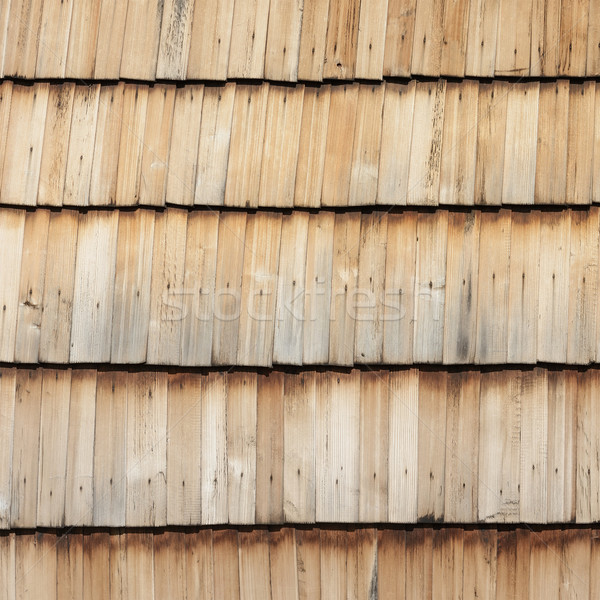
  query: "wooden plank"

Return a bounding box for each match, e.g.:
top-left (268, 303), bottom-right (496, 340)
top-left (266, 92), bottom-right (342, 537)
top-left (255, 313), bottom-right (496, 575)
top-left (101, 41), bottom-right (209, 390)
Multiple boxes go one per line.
top-left (239, 530), bottom-right (272, 599)
top-left (383, 213), bottom-right (417, 364)
top-left (475, 81), bottom-right (508, 205)
top-left (383, 2), bottom-right (416, 78)
top-left (89, 83), bottom-right (125, 206)
top-left (125, 534), bottom-right (154, 600)
top-left (0, 2), bottom-right (10, 77)
top-left (138, 84), bottom-right (176, 207)
top-left (567, 209), bottom-right (598, 363)
top-left (180, 212), bottom-right (219, 366)
top-left (165, 85), bottom-right (204, 207)
top-left (478, 371), bottom-right (521, 522)
top-left (35, 0), bottom-right (73, 78)
top-left (297, 0), bottom-right (329, 80)
top-left (185, 529), bottom-right (214, 600)
top-left (115, 84), bottom-right (148, 206)
top-left (63, 84), bottom-right (101, 206)
top-left (593, 531), bottom-right (600, 600)
top-left (444, 372), bottom-right (480, 522)
top-left (93, 372), bottom-right (127, 527)
top-left (108, 532), bottom-right (126, 600)
top-left (15, 532), bottom-right (56, 600)
top-left (213, 530), bottom-right (240, 599)
top-left (547, 371), bottom-right (577, 523)
top-left (120, 0), bottom-right (163, 79)
top-left (166, 374), bottom-right (202, 525)
top-left (57, 533), bottom-right (83, 599)
top-left (14, 210), bottom-right (49, 363)
top-left (212, 212), bottom-right (247, 365)
top-left (328, 212), bottom-right (361, 366)
top-left (273, 212), bottom-right (309, 365)
top-left (39, 210), bottom-right (78, 363)
top-left (1, 83), bottom-right (49, 206)
top-left (0, 209), bottom-right (24, 362)
top-left (377, 529), bottom-right (406, 599)
top-left (84, 532), bottom-right (110, 599)
top-left (355, 0), bottom-right (388, 78)
top-left (94, 0), bottom-right (129, 78)
top-left (440, 0), bottom-right (469, 76)
top-left (295, 529), bottom-right (321, 599)
top-left (355, 528), bottom-right (377, 598)
top-left (227, 372), bottom-right (257, 524)
top-left (519, 369), bottom-right (548, 523)
top-left (201, 373), bottom-right (228, 525)
top-left (413, 211), bottom-right (448, 363)
top-left (65, 370), bottom-right (96, 527)
top-left (496, 530), bottom-right (516, 598)
top-left (236, 213), bottom-right (281, 366)
top-left (559, 0), bottom-right (589, 76)
top-left (70, 211), bottom-right (118, 363)
top-left (354, 213), bottom-right (387, 363)
top-left (283, 372), bottom-right (316, 523)
top-left (507, 210), bottom-right (540, 364)
top-left (256, 372), bottom-right (284, 523)
top-left (126, 373), bottom-right (168, 527)
top-left (530, 0), bottom-right (561, 76)
top-left (465, 0), bottom-right (499, 76)
top-left (594, 84), bottom-right (600, 205)
top-left (302, 212), bottom-right (335, 364)
top-left (495, 0), bottom-right (531, 75)
top-left (111, 210), bottom-right (155, 363)
top-left (566, 81), bottom-right (595, 205)
top-left (38, 83), bottom-right (75, 207)
top-left (407, 80), bottom-right (446, 206)
top-left (264, 0), bottom-right (303, 80)
top-left (417, 371), bottom-right (447, 522)
top-left (502, 82), bottom-right (539, 205)
top-left (534, 80), bottom-right (569, 204)
top-left (316, 371), bottom-right (360, 522)
top-left (294, 85), bottom-right (331, 208)
top-left (514, 529), bottom-right (531, 600)
top-left (576, 370), bottom-right (600, 522)
top-left (270, 529), bottom-right (298, 600)
top-left (323, 0), bottom-right (360, 78)
top-left (405, 529), bottom-right (433, 599)
top-left (529, 530), bottom-right (561, 600)
top-left (475, 210), bottom-right (511, 364)
top-left (320, 530), bottom-right (347, 598)
top-left (10, 369), bottom-right (42, 528)
top-left (443, 211), bottom-right (480, 364)
top-left (588, 0), bottom-right (600, 75)
top-left (377, 81), bottom-right (415, 205)
top-left (560, 529), bottom-right (591, 598)
top-left (194, 83), bottom-right (236, 206)
top-left (228, 0), bottom-right (271, 78)
top-left (432, 528), bottom-right (463, 599)
top-left (0, 369), bottom-right (15, 529)
top-left (439, 80), bottom-right (478, 205)
top-left (349, 84), bottom-right (384, 207)
top-left (146, 208), bottom-right (187, 365)
top-left (187, 0), bottom-right (234, 80)
top-left (321, 83), bottom-right (359, 207)
top-left (0, 82), bottom-right (13, 186)
top-left (156, 0), bottom-right (195, 79)
top-left (462, 530), bottom-right (497, 599)
top-left (65, 2), bottom-right (101, 78)
top-left (3, 0), bottom-right (43, 78)
top-left (359, 371), bottom-right (389, 522)
top-left (258, 85), bottom-right (304, 208)
top-left (411, 0), bottom-right (444, 75)
top-left (154, 531), bottom-right (186, 600)
top-left (224, 84), bottom-right (269, 208)
top-left (537, 210), bottom-right (571, 363)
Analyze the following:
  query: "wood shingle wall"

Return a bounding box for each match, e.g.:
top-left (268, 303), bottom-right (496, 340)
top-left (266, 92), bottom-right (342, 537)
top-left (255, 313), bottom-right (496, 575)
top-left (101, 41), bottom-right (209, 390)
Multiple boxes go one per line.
top-left (1, 0), bottom-right (599, 596)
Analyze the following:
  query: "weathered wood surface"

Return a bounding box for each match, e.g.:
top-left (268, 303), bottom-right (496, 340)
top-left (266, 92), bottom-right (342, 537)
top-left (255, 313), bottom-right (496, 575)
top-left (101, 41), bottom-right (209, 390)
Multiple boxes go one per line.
top-left (2, 0), bottom-right (598, 80)
top-left (0, 366), bottom-right (598, 526)
top-left (4, 207), bottom-right (600, 366)
top-left (1, 81), bottom-right (599, 208)
top-left (0, 527), bottom-right (597, 598)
